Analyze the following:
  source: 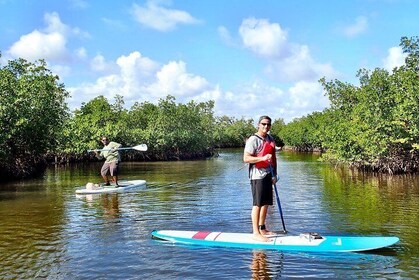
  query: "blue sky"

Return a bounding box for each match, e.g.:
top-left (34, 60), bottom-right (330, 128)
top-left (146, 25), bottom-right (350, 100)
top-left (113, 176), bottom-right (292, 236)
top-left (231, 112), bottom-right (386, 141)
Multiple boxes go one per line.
top-left (0, 0), bottom-right (417, 123)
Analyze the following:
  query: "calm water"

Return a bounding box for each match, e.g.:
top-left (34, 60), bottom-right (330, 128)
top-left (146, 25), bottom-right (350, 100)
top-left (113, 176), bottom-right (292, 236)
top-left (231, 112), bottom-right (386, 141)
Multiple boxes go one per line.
top-left (0, 149), bottom-right (417, 279)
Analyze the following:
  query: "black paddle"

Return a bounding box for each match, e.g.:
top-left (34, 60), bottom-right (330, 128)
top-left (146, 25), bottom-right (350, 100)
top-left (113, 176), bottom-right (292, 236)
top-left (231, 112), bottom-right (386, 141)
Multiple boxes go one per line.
top-left (269, 163), bottom-right (287, 233)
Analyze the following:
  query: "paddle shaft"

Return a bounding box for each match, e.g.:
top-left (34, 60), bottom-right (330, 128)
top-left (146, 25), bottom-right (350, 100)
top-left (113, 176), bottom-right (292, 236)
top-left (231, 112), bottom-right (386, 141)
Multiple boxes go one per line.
top-left (269, 163), bottom-right (287, 233)
top-left (88, 147), bottom-right (131, 152)
top-left (101, 147), bottom-right (132, 151)
top-left (87, 144), bottom-right (147, 152)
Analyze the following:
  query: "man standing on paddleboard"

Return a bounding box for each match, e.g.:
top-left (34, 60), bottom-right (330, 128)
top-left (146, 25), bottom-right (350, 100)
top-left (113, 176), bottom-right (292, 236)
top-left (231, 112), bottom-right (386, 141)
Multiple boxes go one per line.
top-left (243, 116), bottom-right (278, 242)
top-left (96, 136), bottom-right (122, 187)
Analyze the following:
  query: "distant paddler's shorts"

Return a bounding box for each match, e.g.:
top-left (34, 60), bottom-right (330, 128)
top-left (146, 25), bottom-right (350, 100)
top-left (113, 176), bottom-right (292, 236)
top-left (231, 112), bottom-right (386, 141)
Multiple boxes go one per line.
top-left (251, 174), bottom-right (273, 207)
top-left (101, 161), bottom-right (119, 176)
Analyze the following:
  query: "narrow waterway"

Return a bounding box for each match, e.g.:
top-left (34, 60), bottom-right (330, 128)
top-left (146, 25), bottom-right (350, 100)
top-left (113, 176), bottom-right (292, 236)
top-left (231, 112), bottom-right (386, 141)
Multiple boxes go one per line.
top-left (0, 149), bottom-right (417, 279)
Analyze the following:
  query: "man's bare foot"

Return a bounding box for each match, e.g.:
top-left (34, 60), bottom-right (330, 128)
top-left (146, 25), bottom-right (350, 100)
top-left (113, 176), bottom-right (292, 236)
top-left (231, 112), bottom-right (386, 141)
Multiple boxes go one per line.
top-left (252, 233), bottom-right (270, 242)
top-left (261, 229), bottom-right (275, 236)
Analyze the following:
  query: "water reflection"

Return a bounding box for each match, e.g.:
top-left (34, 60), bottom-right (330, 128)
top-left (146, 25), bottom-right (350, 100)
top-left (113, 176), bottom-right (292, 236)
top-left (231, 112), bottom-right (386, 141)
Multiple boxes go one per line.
top-left (320, 165), bottom-right (418, 255)
top-left (0, 189), bottom-right (66, 279)
top-left (249, 250), bottom-right (284, 279)
top-left (100, 194), bottom-right (120, 218)
top-left (76, 193), bottom-right (121, 219)
top-left (250, 250), bottom-right (269, 279)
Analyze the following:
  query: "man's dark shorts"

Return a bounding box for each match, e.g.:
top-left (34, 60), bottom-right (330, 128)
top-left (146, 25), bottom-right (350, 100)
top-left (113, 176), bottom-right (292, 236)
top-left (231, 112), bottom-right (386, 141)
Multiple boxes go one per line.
top-left (101, 161), bottom-right (119, 176)
top-left (251, 174), bottom-right (273, 206)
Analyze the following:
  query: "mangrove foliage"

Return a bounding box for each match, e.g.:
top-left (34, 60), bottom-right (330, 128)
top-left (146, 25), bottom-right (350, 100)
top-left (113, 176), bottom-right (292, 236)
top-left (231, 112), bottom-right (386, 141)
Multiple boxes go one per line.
top-left (0, 56), bottom-right (69, 180)
top-left (278, 36), bottom-right (419, 173)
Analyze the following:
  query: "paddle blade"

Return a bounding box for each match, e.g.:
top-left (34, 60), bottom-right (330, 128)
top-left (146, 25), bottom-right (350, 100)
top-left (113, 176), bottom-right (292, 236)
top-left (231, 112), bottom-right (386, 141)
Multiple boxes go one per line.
top-left (133, 144), bottom-right (148, 151)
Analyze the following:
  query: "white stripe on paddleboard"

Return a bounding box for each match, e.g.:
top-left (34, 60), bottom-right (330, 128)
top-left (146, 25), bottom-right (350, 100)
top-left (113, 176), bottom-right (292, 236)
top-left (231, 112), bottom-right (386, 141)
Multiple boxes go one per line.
top-left (207, 232), bottom-right (222, 241)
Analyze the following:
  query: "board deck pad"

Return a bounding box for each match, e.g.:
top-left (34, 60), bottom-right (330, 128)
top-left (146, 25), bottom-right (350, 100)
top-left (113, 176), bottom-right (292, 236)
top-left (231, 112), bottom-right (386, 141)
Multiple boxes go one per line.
top-left (75, 180), bottom-right (146, 194)
top-left (151, 230), bottom-right (399, 252)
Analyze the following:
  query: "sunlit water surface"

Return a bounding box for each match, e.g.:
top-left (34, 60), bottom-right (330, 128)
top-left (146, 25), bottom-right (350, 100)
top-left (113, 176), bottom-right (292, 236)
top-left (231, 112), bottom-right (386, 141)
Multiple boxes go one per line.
top-left (0, 149), bottom-right (417, 279)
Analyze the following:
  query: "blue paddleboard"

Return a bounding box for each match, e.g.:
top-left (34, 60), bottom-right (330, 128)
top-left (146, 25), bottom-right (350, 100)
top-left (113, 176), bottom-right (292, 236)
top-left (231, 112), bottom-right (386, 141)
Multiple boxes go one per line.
top-left (151, 230), bottom-right (399, 252)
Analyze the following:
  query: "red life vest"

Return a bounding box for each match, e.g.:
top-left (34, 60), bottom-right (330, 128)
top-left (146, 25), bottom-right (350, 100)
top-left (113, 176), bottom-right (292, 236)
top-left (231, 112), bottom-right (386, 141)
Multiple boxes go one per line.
top-left (255, 134), bottom-right (276, 169)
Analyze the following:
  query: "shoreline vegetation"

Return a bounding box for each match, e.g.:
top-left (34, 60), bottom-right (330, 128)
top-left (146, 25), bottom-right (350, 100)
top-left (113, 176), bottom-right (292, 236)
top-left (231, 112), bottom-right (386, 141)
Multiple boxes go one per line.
top-left (1, 37), bottom-right (418, 181)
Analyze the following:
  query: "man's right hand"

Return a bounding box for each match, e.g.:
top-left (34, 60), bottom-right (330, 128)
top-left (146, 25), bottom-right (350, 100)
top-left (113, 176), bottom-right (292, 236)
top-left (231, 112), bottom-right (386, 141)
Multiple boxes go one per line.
top-left (263, 154), bottom-right (272, 161)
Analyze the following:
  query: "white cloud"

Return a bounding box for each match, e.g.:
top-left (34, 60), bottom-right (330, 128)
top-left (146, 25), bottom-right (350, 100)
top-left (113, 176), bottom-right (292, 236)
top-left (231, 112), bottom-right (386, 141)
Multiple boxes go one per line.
top-left (69, 50), bottom-right (320, 122)
top-left (90, 54), bottom-right (111, 72)
top-left (68, 52), bottom-right (212, 108)
top-left (343, 16), bottom-right (368, 38)
top-left (238, 17), bottom-right (338, 83)
top-left (8, 29), bottom-right (68, 62)
top-left (75, 47), bottom-right (87, 59)
top-left (117, 51), bottom-right (160, 97)
top-left (67, 49), bottom-right (329, 123)
top-left (239, 17), bottom-right (288, 58)
top-left (265, 45), bottom-right (336, 82)
top-left (43, 12), bottom-right (69, 34)
top-left (69, 0), bottom-right (89, 9)
top-left (214, 80), bottom-right (328, 123)
top-left (288, 81), bottom-right (329, 111)
top-left (199, 81), bottom-right (284, 120)
top-left (50, 64), bottom-right (72, 79)
top-left (152, 61), bottom-right (210, 96)
top-left (6, 12), bottom-right (90, 81)
top-left (117, 51), bottom-right (159, 80)
top-left (101, 17), bottom-right (126, 30)
top-left (383, 46), bottom-right (406, 71)
top-left (218, 25), bottom-right (234, 45)
top-left (6, 11), bottom-right (88, 75)
top-left (131, 0), bottom-right (200, 31)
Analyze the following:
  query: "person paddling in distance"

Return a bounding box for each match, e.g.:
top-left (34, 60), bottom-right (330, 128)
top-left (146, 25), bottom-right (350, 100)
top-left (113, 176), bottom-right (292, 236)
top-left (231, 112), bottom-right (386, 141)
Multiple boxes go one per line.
top-left (243, 116), bottom-right (278, 242)
top-left (95, 136), bottom-right (122, 187)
